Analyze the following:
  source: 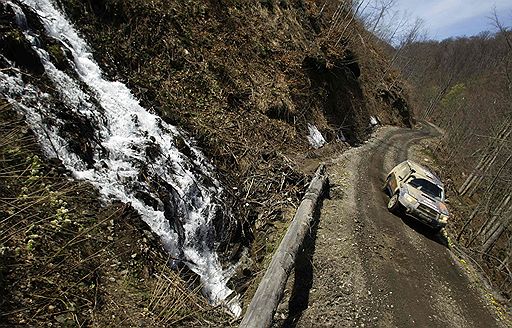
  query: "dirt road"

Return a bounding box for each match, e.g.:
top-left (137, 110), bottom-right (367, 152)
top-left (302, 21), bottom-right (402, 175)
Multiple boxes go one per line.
top-left (276, 125), bottom-right (503, 327)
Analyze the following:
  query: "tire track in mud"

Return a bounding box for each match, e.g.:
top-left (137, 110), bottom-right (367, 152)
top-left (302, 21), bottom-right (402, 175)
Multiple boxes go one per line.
top-left (355, 128), bottom-right (445, 327)
top-left (289, 125), bottom-right (501, 328)
top-left (355, 125), bottom-right (498, 327)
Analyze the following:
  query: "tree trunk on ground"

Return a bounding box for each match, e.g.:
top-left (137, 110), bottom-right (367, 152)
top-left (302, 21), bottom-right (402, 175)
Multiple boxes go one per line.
top-left (459, 119), bottom-right (512, 196)
top-left (481, 201), bottom-right (512, 255)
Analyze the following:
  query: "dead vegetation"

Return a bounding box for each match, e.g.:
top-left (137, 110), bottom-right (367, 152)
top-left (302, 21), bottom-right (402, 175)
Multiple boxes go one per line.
top-left (58, 0), bottom-right (411, 256)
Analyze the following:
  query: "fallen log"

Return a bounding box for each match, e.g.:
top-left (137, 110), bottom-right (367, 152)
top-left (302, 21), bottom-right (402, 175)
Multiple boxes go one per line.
top-left (239, 164), bottom-right (327, 328)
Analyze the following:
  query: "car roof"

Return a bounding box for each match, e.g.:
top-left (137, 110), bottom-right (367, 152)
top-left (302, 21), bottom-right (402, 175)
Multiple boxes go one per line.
top-left (405, 160), bottom-right (443, 187)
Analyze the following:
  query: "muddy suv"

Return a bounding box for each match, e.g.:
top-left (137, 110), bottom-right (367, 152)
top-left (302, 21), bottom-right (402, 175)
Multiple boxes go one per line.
top-left (383, 160), bottom-right (449, 232)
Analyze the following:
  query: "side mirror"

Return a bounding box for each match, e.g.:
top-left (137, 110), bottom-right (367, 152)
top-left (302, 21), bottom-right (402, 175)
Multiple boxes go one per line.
top-left (445, 198), bottom-right (450, 204)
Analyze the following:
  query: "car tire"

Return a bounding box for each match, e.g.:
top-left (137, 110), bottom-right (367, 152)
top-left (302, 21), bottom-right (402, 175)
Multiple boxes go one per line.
top-left (387, 193), bottom-right (400, 213)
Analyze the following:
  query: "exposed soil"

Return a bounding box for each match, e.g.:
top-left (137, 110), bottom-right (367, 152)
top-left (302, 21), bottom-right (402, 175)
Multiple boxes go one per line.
top-left (273, 124), bottom-right (506, 327)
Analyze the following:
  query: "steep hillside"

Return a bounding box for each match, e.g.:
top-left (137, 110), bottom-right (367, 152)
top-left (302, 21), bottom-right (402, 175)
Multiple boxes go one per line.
top-left (0, 96), bottom-right (229, 326)
top-left (0, 0), bottom-right (412, 326)
top-left (396, 32), bottom-right (512, 302)
top-left (58, 0), bottom-right (412, 254)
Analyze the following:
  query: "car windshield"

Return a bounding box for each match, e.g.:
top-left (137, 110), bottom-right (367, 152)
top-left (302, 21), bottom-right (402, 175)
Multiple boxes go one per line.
top-left (408, 178), bottom-right (443, 199)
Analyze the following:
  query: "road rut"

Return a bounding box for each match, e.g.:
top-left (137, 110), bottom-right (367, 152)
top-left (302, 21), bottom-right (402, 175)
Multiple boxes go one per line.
top-left (277, 125), bottom-right (502, 328)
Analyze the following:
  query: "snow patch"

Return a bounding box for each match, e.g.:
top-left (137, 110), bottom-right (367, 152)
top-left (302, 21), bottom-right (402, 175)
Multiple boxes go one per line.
top-left (307, 124), bottom-right (326, 149)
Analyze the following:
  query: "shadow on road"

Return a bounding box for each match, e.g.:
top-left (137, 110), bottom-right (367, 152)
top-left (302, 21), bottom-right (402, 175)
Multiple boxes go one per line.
top-left (399, 214), bottom-right (449, 247)
top-left (380, 191), bottom-right (449, 247)
top-left (280, 186), bottom-right (326, 328)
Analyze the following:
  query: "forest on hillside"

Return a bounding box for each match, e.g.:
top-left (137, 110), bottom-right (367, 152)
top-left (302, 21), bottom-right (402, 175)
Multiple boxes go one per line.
top-left (395, 16), bottom-right (512, 300)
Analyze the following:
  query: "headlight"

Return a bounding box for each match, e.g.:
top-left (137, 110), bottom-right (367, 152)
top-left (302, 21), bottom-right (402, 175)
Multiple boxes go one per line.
top-left (403, 193), bottom-right (417, 204)
top-left (439, 214), bottom-right (449, 224)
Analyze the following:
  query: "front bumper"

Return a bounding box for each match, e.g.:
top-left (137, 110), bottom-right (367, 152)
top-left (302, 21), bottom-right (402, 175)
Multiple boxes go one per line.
top-left (399, 199), bottom-right (446, 229)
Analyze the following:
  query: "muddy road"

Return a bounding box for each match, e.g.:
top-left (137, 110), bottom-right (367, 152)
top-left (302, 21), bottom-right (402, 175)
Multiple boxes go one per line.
top-left (276, 125), bottom-right (503, 328)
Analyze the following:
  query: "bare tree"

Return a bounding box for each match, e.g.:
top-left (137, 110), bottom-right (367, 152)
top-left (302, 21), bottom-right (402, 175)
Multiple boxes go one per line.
top-left (401, 9), bottom-right (512, 297)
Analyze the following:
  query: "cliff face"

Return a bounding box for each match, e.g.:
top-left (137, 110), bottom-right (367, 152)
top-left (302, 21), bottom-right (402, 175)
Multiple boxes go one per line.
top-left (59, 0), bottom-right (412, 248)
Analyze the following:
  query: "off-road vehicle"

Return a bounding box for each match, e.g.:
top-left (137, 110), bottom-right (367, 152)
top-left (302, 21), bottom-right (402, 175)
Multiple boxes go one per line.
top-left (383, 160), bottom-right (449, 232)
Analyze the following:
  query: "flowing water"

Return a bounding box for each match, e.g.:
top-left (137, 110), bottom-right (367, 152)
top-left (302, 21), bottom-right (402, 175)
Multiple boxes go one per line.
top-left (0, 0), bottom-right (241, 316)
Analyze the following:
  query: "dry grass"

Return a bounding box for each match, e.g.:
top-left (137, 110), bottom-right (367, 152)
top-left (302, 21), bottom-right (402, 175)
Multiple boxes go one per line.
top-left (0, 99), bottom-right (227, 327)
top-left (54, 0), bottom-right (413, 313)
top-left (148, 264), bottom-right (208, 326)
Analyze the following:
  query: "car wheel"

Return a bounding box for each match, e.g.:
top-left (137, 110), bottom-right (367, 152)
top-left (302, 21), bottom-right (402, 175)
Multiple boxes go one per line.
top-left (387, 193), bottom-right (400, 213)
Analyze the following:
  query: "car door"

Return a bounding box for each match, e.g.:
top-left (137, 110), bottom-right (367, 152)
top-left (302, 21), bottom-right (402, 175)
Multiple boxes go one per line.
top-left (388, 162), bottom-right (409, 194)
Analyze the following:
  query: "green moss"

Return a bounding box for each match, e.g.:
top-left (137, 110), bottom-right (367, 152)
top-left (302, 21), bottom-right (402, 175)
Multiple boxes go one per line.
top-left (5, 30), bottom-right (24, 42)
top-left (47, 44), bottom-right (66, 66)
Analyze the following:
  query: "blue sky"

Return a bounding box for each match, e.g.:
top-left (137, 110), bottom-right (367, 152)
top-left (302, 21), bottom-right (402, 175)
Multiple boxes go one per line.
top-left (394, 0), bottom-right (512, 40)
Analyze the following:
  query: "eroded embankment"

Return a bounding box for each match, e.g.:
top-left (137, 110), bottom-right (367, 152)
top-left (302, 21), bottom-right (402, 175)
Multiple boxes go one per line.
top-left (55, 0), bottom-right (414, 266)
